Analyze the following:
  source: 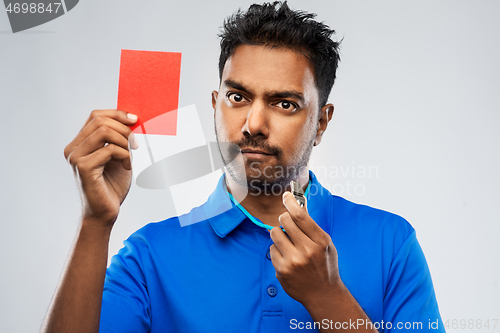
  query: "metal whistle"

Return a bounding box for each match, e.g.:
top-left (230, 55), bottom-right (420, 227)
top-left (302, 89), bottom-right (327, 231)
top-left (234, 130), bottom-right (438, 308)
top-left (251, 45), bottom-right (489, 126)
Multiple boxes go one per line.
top-left (290, 180), bottom-right (306, 208)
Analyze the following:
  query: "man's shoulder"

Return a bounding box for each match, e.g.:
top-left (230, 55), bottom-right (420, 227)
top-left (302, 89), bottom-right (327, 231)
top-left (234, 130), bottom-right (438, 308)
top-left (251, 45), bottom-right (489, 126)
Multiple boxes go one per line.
top-left (333, 195), bottom-right (412, 227)
top-left (327, 194), bottom-right (415, 246)
top-left (311, 171), bottom-right (413, 238)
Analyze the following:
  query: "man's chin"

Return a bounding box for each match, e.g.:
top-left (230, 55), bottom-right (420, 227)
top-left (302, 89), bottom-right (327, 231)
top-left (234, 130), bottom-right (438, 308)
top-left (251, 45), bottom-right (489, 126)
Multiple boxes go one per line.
top-left (224, 158), bottom-right (309, 195)
top-left (225, 165), bottom-right (285, 192)
top-left (245, 163), bottom-right (293, 194)
top-left (245, 176), bottom-right (291, 196)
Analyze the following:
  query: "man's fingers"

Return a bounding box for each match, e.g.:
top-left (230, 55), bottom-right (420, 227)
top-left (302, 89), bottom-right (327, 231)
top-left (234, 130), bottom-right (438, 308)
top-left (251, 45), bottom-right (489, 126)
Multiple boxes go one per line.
top-left (269, 226), bottom-right (296, 259)
top-left (282, 191), bottom-right (325, 242)
top-left (83, 109), bottom-right (137, 127)
top-left (278, 212), bottom-right (314, 249)
top-left (64, 111), bottom-right (138, 161)
top-left (269, 244), bottom-right (284, 270)
top-left (76, 126), bottom-right (132, 159)
top-left (78, 144), bottom-right (132, 172)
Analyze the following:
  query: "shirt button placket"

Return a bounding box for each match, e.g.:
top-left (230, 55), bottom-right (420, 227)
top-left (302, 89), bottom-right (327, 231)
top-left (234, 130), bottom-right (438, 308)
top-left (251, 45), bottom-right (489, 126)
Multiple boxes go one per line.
top-left (260, 241), bottom-right (284, 332)
top-left (265, 249), bottom-right (277, 297)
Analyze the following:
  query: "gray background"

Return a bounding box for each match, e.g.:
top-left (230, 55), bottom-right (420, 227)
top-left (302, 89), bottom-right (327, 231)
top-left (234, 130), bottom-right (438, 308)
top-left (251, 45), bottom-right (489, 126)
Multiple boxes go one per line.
top-left (1, 0), bottom-right (499, 332)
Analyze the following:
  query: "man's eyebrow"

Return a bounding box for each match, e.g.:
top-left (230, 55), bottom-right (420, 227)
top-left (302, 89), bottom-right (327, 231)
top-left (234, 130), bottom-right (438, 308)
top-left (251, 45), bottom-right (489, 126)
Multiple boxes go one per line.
top-left (267, 90), bottom-right (304, 102)
top-left (223, 79), bottom-right (250, 93)
top-left (224, 79), bottom-right (305, 102)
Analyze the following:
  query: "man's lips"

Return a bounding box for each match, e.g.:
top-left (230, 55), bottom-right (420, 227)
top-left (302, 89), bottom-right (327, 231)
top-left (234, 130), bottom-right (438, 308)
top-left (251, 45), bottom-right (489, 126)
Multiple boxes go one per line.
top-left (240, 148), bottom-right (273, 155)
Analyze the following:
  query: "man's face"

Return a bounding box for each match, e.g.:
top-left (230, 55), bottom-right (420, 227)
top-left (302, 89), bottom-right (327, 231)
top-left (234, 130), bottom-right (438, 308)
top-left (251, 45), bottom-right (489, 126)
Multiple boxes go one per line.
top-left (212, 44), bottom-right (331, 193)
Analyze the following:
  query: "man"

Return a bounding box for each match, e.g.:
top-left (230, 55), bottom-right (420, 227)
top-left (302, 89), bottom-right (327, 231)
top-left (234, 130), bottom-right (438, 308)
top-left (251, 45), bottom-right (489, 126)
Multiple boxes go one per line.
top-left (42, 2), bottom-right (444, 332)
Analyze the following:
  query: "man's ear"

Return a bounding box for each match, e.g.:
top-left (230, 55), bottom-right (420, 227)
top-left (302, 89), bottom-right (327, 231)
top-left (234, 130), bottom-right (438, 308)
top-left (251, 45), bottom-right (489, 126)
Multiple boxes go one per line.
top-left (212, 91), bottom-right (218, 117)
top-left (314, 104), bottom-right (334, 146)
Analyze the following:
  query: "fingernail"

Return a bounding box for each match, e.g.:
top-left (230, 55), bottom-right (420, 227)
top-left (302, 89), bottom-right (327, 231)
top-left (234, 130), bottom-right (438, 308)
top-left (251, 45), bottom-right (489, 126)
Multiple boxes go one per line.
top-left (127, 113), bottom-right (138, 121)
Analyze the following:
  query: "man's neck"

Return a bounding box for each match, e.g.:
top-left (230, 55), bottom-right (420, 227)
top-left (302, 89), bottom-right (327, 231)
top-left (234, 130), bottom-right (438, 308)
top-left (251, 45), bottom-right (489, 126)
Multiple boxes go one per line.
top-left (225, 171), bottom-right (309, 228)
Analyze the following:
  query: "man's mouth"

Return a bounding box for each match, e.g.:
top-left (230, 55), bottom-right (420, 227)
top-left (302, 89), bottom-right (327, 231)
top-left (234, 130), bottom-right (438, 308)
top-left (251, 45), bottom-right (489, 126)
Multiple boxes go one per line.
top-left (240, 148), bottom-right (273, 155)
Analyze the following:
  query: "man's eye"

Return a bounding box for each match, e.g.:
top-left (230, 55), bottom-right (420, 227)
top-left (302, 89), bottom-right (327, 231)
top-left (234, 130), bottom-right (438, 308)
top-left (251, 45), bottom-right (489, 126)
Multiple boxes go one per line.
top-left (228, 93), bottom-right (245, 103)
top-left (276, 101), bottom-right (297, 111)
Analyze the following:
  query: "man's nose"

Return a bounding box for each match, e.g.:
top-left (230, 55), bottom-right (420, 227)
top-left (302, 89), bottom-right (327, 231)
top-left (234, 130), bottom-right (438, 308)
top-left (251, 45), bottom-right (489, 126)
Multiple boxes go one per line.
top-left (241, 100), bottom-right (269, 138)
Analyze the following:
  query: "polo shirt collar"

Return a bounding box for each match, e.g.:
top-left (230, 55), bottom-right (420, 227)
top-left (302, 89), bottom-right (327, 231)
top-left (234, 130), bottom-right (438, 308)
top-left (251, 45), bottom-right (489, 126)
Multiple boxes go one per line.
top-left (204, 174), bottom-right (246, 238)
top-left (204, 170), bottom-right (329, 238)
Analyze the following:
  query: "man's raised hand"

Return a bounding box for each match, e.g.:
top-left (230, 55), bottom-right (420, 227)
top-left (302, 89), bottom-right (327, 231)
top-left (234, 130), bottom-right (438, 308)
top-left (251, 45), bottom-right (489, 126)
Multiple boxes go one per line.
top-left (63, 109), bottom-right (139, 228)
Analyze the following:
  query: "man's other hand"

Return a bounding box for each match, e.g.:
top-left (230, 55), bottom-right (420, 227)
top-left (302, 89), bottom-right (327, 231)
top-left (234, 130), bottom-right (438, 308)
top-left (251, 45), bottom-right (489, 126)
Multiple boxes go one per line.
top-left (269, 191), bottom-right (342, 308)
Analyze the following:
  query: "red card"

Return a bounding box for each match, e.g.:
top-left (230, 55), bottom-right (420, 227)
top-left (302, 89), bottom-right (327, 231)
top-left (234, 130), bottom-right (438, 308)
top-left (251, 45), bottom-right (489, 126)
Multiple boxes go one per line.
top-left (117, 50), bottom-right (182, 135)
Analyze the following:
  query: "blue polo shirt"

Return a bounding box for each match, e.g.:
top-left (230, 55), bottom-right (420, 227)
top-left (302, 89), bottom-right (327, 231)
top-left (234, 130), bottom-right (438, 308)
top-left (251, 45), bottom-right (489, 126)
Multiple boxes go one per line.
top-left (99, 171), bottom-right (444, 332)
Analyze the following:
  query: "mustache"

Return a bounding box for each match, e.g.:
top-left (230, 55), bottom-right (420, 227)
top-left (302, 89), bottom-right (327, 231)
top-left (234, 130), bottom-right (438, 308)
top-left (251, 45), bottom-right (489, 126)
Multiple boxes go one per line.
top-left (235, 137), bottom-right (282, 158)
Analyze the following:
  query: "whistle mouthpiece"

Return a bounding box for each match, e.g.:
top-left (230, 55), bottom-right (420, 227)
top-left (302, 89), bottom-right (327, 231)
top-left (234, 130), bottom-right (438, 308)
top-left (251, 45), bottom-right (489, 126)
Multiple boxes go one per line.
top-left (290, 180), bottom-right (306, 207)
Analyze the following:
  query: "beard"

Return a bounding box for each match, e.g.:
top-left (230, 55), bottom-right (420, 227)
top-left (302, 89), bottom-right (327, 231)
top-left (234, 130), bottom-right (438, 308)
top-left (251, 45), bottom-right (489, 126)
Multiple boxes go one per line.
top-left (214, 119), bottom-right (315, 195)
